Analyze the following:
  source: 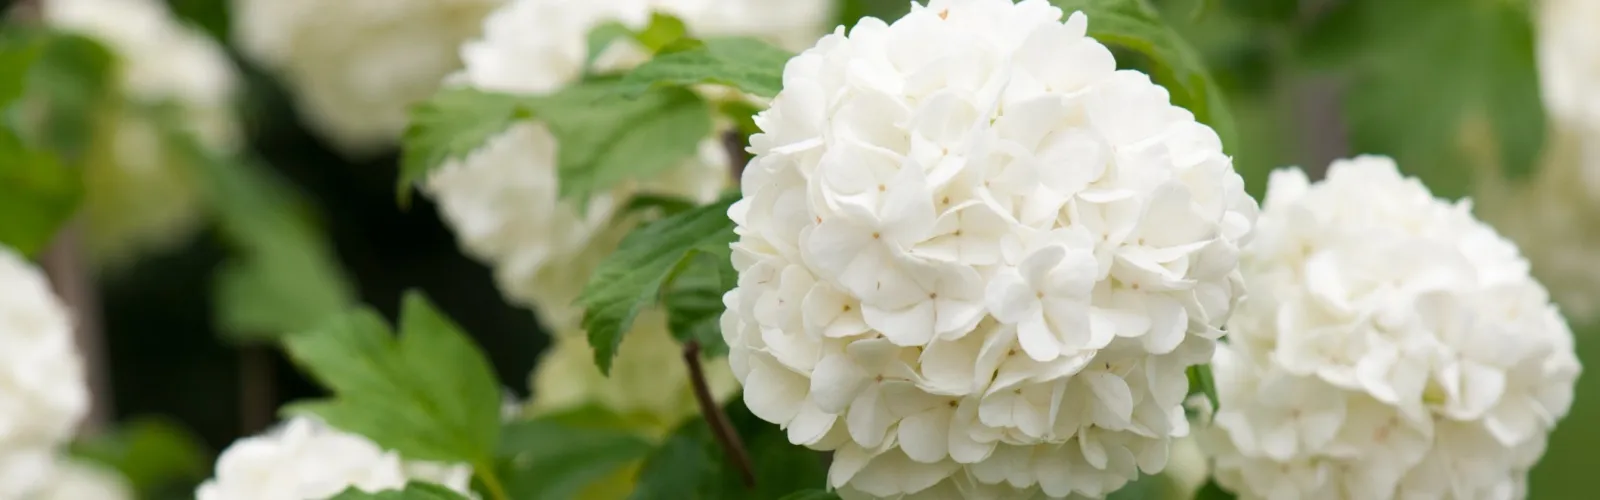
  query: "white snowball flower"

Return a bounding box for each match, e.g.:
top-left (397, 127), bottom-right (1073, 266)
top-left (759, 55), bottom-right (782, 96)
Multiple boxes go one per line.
top-left (33, 459), bottom-right (133, 500)
top-left (41, 0), bottom-right (240, 264)
top-left (722, 1), bottom-right (1258, 497)
top-left (656, 0), bottom-right (836, 51)
top-left (0, 246), bottom-right (89, 499)
top-left (196, 417), bottom-right (473, 500)
top-left (1205, 156), bottom-right (1581, 500)
top-left (230, 0), bottom-right (502, 155)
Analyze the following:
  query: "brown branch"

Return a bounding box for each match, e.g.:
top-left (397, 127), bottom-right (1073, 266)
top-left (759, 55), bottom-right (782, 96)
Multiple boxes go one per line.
top-left (238, 345), bottom-right (276, 434)
top-left (41, 222), bottom-right (113, 434)
top-left (682, 340), bottom-right (755, 489)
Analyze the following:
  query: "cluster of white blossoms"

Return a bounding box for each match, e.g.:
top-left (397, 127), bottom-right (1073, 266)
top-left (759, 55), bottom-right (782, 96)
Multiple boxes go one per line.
top-left (0, 247), bottom-right (90, 499)
top-left (41, 0), bottom-right (240, 265)
top-left (723, 0), bottom-right (1257, 497)
top-left (230, 0), bottom-right (502, 155)
top-left (1204, 157), bottom-right (1581, 499)
top-left (196, 417), bottom-right (473, 500)
top-left (424, 0), bottom-right (828, 424)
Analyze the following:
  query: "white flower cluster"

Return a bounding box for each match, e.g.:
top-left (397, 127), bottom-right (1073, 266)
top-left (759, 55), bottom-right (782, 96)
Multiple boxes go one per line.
top-left (0, 247), bottom-right (90, 499)
top-left (196, 417), bottom-right (473, 500)
top-left (42, 0), bottom-right (240, 264)
top-left (425, 0), bottom-right (828, 424)
top-left (723, 1), bottom-right (1257, 497)
top-left (1205, 157), bottom-right (1581, 499)
top-left (230, 0), bottom-right (502, 155)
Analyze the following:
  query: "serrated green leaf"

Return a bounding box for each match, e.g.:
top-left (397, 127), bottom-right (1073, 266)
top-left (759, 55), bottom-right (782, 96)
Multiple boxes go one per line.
top-left (397, 82), bottom-right (713, 209)
top-left (496, 416), bottom-right (654, 500)
top-left (547, 84), bottom-right (712, 203)
top-left (1052, 0), bottom-right (1238, 149)
top-left (1187, 363), bottom-right (1218, 413)
top-left (397, 88), bottom-right (534, 205)
top-left (69, 417), bottom-right (210, 499)
top-left (580, 194), bottom-right (738, 374)
top-left (327, 483), bottom-right (472, 500)
top-left (619, 37), bottom-right (795, 98)
top-left (282, 291), bottom-right (502, 464)
top-left (663, 248), bottom-right (736, 358)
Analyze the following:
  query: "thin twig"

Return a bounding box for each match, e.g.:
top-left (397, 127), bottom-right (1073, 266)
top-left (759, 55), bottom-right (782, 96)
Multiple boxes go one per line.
top-left (238, 345), bottom-right (276, 434)
top-left (41, 222), bottom-right (113, 434)
top-left (683, 340), bottom-right (756, 489)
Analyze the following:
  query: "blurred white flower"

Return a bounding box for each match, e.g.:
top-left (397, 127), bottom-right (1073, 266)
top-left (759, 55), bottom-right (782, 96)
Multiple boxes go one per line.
top-left (528, 308), bottom-right (739, 436)
top-left (1205, 157), bottom-right (1581, 499)
top-left (1475, 129), bottom-right (1600, 322)
top-left (655, 0), bottom-right (836, 51)
top-left (0, 246), bottom-right (89, 499)
top-left (195, 417), bottom-right (473, 500)
top-left (723, 0), bottom-right (1258, 497)
top-left (41, 0), bottom-right (240, 265)
top-left (32, 459), bottom-right (132, 500)
top-left (230, 0), bottom-right (502, 155)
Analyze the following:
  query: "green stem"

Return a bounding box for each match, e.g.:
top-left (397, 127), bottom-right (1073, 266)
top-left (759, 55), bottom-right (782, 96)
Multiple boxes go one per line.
top-left (475, 462), bottom-right (510, 500)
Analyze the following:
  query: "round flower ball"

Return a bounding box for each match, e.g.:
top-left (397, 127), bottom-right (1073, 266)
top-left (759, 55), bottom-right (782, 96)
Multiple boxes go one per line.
top-left (42, 0), bottom-right (240, 266)
top-left (230, 0), bottom-right (502, 156)
top-left (722, 0), bottom-right (1257, 497)
top-left (0, 246), bottom-right (89, 498)
top-left (196, 417), bottom-right (473, 500)
top-left (1204, 156), bottom-right (1581, 499)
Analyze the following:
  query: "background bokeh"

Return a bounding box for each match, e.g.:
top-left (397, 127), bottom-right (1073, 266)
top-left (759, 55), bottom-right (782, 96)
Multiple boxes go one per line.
top-left (9, 0), bottom-right (1595, 497)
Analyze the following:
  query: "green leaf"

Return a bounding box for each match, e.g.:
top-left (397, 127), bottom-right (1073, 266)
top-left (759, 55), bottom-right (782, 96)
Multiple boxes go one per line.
top-left (546, 83), bottom-right (712, 203)
top-left (619, 37), bottom-right (796, 98)
top-left (397, 82), bottom-right (713, 208)
top-left (25, 32), bottom-right (116, 163)
top-left (663, 247), bottom-right (737, 357)
top-left (586, 22), bottom-right (635, 72)
top-left (1052, 0), bottom-right (1238, 149)
top-left (1187, 363), bottom-right (1218, 413)
top-left (579, 194), bottom-right (738, 374)
top-left (836, 0), bottom-right (912, 30)
top-left (496, 416), bottom-right (654, 500)
top-left (778, 491), bottom-right (841, 500)
top-left (634, 12), bottom-right (691, 53)
top-left (326, 483), bottom-right (472, 500)
top-left (398, 88), bottom-right (533, 206)
top-left (620, 193), bottom-right (700, 218)
top-left (0, 32), bottom-right (47, 108)
top-left (70, 417), bottom-right (211, 499)
top-left (1305, 0), bottom-right (1544, 196)
top-left (1194, 480), bottom-right (1237, 500)
top-left (0, 128), bottom-right (79, 256)
top-left (281, 291), bottom-right (503, 464)
top-left (630, 400), bottom-right (827, 500)
top-left (147, 104), bottom-right (354, 341)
